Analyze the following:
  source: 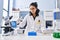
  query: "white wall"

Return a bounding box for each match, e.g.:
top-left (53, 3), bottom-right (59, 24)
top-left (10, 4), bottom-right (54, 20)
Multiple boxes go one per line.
top-left (9, 0), bottom-right (13, 16)
top-left (0, 0), bottom-right (3, 27)
top-left (57, 0), bottom-right (60, 9)
top-left (13, 0), bottom-right (56, 11)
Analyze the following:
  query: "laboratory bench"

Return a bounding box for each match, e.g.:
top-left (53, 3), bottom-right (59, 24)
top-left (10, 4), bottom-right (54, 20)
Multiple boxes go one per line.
top-left (0, 26), bottom-right (60, 40)
top-left (0, 33), bottom-right (60, 40)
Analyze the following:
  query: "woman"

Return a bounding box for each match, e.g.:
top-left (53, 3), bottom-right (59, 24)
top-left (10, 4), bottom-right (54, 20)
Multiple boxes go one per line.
top-left (20, 2), bottom-right (44, 35)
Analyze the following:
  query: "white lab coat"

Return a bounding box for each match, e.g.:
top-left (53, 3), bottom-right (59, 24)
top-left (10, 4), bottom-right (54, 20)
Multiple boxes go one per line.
top-left (20, 12), bottom-right (45, 35)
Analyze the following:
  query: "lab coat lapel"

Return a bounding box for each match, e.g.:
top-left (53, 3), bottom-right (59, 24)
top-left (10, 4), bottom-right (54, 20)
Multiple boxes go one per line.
top-left (30, 16), bottom-right (35, 22)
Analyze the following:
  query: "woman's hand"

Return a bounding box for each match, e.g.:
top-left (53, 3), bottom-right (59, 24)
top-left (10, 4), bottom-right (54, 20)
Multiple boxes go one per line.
top-left (17, 18), bottom-right (23, 25)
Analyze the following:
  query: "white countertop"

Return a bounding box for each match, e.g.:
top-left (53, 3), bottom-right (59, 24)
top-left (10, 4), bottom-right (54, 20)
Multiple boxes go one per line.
top-left (0, 34), bottom-right (60, 40)
top-left (0, 26), bottom-right (60, 40)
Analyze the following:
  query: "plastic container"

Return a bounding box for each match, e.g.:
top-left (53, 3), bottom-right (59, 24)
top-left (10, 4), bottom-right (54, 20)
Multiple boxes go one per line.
top-left (53, 32), bottom-right (60, 38)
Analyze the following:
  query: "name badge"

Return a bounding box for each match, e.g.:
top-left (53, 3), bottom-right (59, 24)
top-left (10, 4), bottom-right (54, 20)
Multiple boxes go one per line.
top-left (36, 20), bottom-right (40, 25)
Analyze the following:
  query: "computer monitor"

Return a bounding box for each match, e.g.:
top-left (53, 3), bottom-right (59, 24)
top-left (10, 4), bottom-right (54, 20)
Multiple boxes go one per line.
top-left (10, 21), bottom-right (17, 28)
top-left (46, 21), bottom-right (53, 28)
top-left (20, 11), bottom-right (29, 19)
top-left (54, 12), bottom-right (60, 20)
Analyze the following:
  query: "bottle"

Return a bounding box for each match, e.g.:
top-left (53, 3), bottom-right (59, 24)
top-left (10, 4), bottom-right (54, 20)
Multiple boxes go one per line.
top-left (53, 20), bottom-right (60, 38)
top-left (53, 10), bottom-right (60, 38)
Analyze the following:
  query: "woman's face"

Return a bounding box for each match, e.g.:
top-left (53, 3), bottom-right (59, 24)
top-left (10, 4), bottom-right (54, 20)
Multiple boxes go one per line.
top-left (30, 5), bottom-right (37, 14)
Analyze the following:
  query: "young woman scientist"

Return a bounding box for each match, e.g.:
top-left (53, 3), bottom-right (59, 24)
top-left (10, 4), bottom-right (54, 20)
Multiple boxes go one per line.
top-left (19, 2), bottom-right (44, 35)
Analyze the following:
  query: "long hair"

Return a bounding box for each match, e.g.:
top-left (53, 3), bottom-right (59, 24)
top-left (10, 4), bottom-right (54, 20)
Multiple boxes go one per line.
top-left (29, 2), bottom-right (40, 16)
top-left (30, 9), bottom-right (40, 16)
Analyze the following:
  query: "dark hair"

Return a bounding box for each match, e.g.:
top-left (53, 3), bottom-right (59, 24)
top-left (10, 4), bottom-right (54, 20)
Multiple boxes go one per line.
top-left (30, 2), bottom-right (40, 16)
top-left (30, 9), bottom-right (40, 16)
top-left (30, 2), bottom-right (38, 8)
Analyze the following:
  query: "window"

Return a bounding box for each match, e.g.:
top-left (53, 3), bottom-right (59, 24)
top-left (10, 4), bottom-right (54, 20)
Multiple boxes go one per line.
top-left (2, 0), bottom-right (9, 26)
top-left (3, 0), bottom-right (8, 17)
